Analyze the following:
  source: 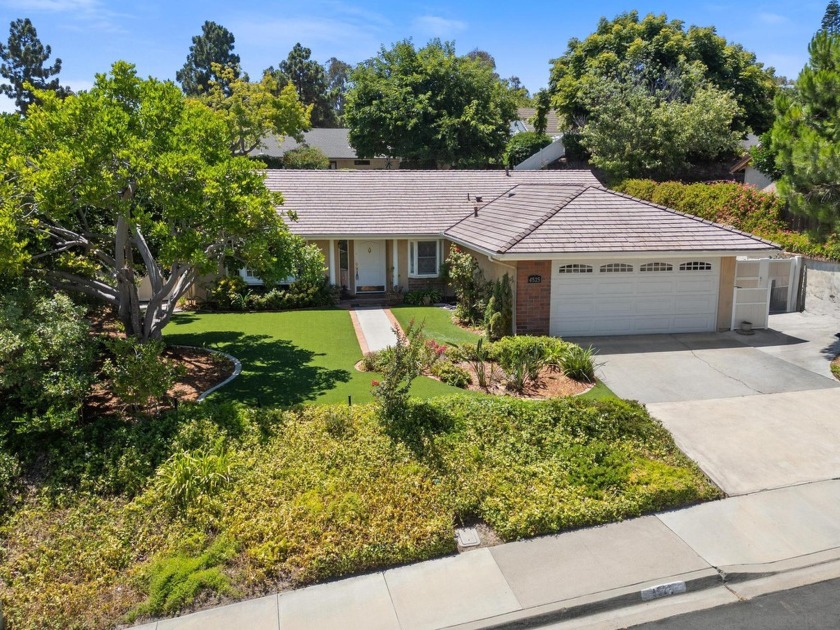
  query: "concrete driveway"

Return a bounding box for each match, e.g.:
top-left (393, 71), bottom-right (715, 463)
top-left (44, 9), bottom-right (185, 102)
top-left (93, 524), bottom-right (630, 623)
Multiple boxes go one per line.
top-left (572, 311), bottom-right (840, 496)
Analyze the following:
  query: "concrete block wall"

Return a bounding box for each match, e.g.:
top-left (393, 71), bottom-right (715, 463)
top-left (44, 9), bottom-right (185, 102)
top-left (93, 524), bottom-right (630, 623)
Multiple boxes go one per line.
top-left (515, 260), bottom-right (551, 335)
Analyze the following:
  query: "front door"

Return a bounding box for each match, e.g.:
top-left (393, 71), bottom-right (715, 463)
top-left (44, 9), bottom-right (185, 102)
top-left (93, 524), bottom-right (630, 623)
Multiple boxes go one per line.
top-left (354, 240), bottom-right (386, 292)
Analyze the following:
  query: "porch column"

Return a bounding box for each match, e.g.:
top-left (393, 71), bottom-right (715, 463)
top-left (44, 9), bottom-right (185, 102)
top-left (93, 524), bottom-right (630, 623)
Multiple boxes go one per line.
top-left (392, 239), bottom-right (399, 289)
top-left (328, 239), bottom-right (336, 285)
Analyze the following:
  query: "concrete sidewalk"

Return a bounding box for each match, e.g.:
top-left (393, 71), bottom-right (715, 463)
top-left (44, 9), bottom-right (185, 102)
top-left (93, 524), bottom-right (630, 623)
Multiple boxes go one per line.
top-left (132, 479), bottom-right (840, 630)
top-left (351, 307), bottom-right (400, 353)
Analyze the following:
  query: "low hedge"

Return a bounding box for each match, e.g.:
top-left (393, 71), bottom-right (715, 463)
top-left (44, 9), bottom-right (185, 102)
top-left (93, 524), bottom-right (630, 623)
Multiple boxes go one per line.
top-left (0, 398), bottom-right (720, 628)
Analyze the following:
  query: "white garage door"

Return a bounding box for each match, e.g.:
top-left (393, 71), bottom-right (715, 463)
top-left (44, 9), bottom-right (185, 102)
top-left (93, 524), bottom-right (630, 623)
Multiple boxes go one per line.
top-left (549, 258), bottom-right (720, 336)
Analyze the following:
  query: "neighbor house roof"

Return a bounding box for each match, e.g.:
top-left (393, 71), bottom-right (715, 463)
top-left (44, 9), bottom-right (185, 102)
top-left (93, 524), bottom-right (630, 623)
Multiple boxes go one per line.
top-left (256, 128), bottom-right (360, 160)
top-left (516, 107), bottom-right (564, 135)
top-left (445, 184), bottom-right (778, 256)
top-left (263, 170), bottom-right (601, 237)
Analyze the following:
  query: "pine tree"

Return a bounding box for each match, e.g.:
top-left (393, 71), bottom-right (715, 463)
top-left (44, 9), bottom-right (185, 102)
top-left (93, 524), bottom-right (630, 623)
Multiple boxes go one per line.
top-left (772, 31), bottom-right (840, 231)
top-left (0, 18), bottom-right (68, 114)
top-left (823, 0), bottom-right (840, 34)
top-left (176, 21), bottom-right (241, 96)
top-left (265, 44), bottom-right (337, 127)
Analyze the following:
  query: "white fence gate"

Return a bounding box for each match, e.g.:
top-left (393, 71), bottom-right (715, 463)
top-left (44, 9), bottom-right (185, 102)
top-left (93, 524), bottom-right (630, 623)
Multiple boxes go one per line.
top-left (732, 256), bottom-right (802, 330)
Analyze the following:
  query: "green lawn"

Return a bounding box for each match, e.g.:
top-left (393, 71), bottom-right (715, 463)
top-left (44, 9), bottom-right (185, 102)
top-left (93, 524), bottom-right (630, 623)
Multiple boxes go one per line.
top-left (390, 305), bottom-right (482, 346)
top-left (165, 309), bottom-right (467, 406)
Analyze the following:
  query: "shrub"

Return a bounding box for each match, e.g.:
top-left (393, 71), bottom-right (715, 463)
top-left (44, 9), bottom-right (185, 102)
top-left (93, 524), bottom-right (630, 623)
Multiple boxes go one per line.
top-left (0, 280), bottom-right (95, 433)
top-left (431, 361), bottom-right (471, 388)
top-left (281, 145), bottom-right (330, 169)
top-left (155, 443), bottom-right (236, 511)
top-left (466, 337), bottom-right (493, 389)
top-left (205, 276), bottom-right (249, 310)
top-left (205, 277), bottom-right (339, 312)
top-left (561, 345), bottom-right (598, 382)
top-left (0, 445), bottom-right (19, 508)
top-left (441, 245), bottom-right (490, 326)
top-left (371, 322), bottom-right (426, 426)
top-left (103, 338), bottom-right (183, 412)
top-left (484, 273), bottom-right (513, 340)
top-left (504, 131), bottom-right (552, 168)
top-left (403, 288), bottom-right (442, 306)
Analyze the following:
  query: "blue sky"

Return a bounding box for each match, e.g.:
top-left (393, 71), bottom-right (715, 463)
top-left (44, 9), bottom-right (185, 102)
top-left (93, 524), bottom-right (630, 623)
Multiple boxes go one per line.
top-left (0, 0), bottom-right (830, 113)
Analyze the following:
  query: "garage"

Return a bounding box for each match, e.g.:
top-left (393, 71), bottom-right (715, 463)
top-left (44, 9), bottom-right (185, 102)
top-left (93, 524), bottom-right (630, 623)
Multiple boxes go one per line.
top-left (549, 258), bottom-right (721, 336)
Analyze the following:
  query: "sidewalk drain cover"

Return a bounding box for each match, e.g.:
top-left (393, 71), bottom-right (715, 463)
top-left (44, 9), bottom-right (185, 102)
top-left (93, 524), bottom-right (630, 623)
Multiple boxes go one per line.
top-left (456, 527), bottom-right (480, 548)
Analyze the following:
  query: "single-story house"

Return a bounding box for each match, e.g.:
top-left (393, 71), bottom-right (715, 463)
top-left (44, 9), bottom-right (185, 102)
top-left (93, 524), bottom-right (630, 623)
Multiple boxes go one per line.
top-left (512, 107), bottom-right (564, 139)
top-left (255, 128), bottom-right (400, 170)
top-left (730, 134), bottom-right (776, 193)
top-left (261, 169), bottom-right (780, 337)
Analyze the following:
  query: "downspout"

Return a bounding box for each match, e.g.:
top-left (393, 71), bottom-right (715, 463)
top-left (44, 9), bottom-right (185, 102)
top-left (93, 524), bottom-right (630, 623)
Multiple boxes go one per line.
top-left (489, 256), bottom-right (518, 335)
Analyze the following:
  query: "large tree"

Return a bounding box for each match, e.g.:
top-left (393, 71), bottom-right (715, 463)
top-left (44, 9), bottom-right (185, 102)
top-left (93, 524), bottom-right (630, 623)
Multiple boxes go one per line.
top-left (549, 11), bottom-right (778, 135)
top-left (771, 31), bottom-right (840, 232)
top-left (0, 18), bottom-right (69, 114)
top-left (199, 63), bottom-right (311, 156)
top-left (266, 44), bottom-right (337, 127)
top-left (0, 62), bottom-right (314, 341)
top-left (325, 57), bottom-right (352, 123)
top-left (345, 40), bottom-right (519, 168)
top-left (176, 21), bottom-right (242, 96)
top-left (823, 1), bottom-right (840, 34)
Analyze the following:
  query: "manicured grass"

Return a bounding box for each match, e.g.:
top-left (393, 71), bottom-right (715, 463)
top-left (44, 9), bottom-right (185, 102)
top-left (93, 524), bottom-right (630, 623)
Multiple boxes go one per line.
top-left (164, 309), bottom-right (467, 406)
top-left (0, 397), bottom-right (720, 628)
top-left (390, 305), bottom-right (482, 346)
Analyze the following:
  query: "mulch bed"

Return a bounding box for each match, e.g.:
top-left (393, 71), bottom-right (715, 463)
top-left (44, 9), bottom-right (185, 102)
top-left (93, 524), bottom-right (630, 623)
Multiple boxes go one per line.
top-left (441, 361), bottom-right (592, 399)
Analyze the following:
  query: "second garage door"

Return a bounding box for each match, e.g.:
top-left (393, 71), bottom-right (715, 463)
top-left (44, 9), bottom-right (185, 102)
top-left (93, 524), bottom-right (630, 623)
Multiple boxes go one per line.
top-left (549, 258), bottom-right (720, 336)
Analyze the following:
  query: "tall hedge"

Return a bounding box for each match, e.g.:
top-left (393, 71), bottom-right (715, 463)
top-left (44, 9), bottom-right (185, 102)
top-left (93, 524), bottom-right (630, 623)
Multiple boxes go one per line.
top-left (616, 179), bottom-right (840, 261)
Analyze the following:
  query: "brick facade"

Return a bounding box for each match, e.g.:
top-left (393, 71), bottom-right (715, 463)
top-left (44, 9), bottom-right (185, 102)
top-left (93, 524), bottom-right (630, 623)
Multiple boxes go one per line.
top-left (515, 261), bottom-right (552, 335)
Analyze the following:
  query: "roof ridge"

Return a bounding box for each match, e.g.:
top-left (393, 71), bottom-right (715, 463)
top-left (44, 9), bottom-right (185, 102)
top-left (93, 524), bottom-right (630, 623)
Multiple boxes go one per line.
top-left (601, 187), bottom-right (781, 249)
top-left (498, 185), bottom-right (591, 253)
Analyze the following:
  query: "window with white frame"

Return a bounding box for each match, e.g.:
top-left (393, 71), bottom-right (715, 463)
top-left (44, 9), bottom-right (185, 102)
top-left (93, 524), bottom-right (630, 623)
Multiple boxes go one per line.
top-left (409, 240), bottom-right (442, 277)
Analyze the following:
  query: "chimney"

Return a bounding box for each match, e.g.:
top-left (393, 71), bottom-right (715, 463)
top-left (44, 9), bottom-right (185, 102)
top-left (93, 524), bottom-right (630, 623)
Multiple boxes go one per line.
top-left (505, 167), bottom-right (510, 176)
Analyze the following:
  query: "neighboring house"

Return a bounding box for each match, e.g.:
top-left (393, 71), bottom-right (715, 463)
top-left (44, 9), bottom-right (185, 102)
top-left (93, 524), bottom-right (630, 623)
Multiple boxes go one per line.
top-left (510, 108), bottom-right (567, 170)
top-left (513, 107), bottom-right (564, 138)
top-left (262, 169), bottom-right (779, 337)
top-left (256, 128), bottom-right (400, 170)
top-left (730, 134), bottom-right (776, 192)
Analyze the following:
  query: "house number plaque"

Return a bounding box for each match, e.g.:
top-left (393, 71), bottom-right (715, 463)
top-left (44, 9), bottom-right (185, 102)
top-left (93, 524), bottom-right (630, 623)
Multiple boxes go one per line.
top-left (527, 275), bottom-right (542, 284)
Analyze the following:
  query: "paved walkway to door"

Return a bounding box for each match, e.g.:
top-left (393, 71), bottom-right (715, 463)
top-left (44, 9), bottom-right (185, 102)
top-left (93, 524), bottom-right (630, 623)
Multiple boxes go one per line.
top-left (348, 307), bottom-right (401, 354)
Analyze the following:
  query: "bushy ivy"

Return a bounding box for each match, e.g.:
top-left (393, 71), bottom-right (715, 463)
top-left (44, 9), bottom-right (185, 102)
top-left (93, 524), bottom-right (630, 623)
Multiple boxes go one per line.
top-left (616, 179), bottom-right (840, 261)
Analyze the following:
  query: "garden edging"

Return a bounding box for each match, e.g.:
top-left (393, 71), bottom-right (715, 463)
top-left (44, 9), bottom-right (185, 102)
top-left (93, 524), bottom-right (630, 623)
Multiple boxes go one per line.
top-left (169, 345), bottom-right (242, 402)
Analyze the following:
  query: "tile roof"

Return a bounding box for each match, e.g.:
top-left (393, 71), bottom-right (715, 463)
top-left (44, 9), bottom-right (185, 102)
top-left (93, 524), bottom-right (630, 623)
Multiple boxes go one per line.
top-left (446, 185), bottom-right (778, 255)
top-left (256, 128), bottom-right (360, 159)
top-left (263, 170), bottom-right (602, 237)
top-left (516, 107), bottom-right (564, 135)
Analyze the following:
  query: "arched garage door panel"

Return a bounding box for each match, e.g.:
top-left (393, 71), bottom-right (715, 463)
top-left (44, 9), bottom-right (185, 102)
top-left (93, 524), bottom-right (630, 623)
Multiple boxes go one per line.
top-left (549, 259), bottom-right (720, 336)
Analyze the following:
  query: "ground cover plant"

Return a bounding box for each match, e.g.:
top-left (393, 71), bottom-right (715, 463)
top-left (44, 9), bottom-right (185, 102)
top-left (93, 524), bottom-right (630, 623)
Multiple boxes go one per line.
top-left (0, 396), bottom-right (720, 628)
top-left (163, 309), bottom-right (467, 406)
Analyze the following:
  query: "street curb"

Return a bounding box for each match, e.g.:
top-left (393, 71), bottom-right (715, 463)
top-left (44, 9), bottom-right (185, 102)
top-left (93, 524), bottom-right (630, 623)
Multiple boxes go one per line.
top-left (447, 548), bottom-right (840, 630)
top-left (446, 569), bottom-right (722, 630)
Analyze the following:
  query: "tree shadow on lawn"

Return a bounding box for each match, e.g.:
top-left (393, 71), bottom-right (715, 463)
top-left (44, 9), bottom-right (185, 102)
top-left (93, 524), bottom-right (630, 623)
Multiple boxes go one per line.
top-left (165, 330), bottom-right (350, 407)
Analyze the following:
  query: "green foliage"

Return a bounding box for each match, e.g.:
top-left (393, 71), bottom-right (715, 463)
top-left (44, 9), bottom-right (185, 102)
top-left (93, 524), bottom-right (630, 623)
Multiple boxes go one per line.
top-left (199, 63), bottom-right (310, 157)
top-left (346, 39), bottom-right (520, 168)
top-left (372, 322), bottom-right (427, 426)
top-left (0, 281), bottom-right (94, 433)
top-left (616, 179), bottom-right (840, 260)
top-left (326, 57), bottom-right (352, 123)
top-left (484, 273), bottom-right (513, 340)
top-left (266, 43), bottom-right (338, 128)
top-left (205, 276), bottom-right (338, 312)
top-left (549, 11), bottom-right (777, 135)
top-left (155, 443), bottom-right (236, 511)
top-left (831, 360), bottom-right (840, 379)
top-left (176, 20), bottom-right (241, 96)
top-left (504, 131), bottom-right (552, 168)
top-left (0, 444), bottom-right (19, 508)
top-left (442, 245), bottom-right (490, 326)
top-left (431, 361), bottom-right (472, 388)
top-left (282, 145), bottom-right (330, 169)
top-left (133, 536), bottom-right (236, 618)
top-left (579, 74), bottom-right (741, 181)
top-left (748, 130), bottom-right (784, 180)
top-left (532, 89), bottom-right (551, 135)
top-left (103, 338), bottom-right (183, 412)
top-left (0, 61), bottom-right (307, 342)
top-left (491, 336), bottom-right (551, 392)
top-left (464, 337), bottom-right (493, 389)
top-left (402, 288), bottom-right (442, 306)
top-left (0, 18), bottom-right (69, 114)
top-left (771, 31), bottom-right (840, 233)
top-left (823, 1), bottom-right (840, 34)
top-left (560, 345), bottom-right (597, 383)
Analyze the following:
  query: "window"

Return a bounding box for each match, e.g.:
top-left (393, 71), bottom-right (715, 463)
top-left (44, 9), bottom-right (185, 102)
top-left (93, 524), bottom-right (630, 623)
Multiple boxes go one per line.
top-left (680, 261), bottom-right (713, 271)
top-left (354, 160), bottom-right (370, 166)
top-left (600, 263), bottom-right (633, 273)
top-left (409, 240), bottom-right (441, 277)
top-left (640, 262), bottom-right (673, 272)
top-left (240, 268), bottom-right (264, 285)
top-left (557, 264), bottom-right (593, 274)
